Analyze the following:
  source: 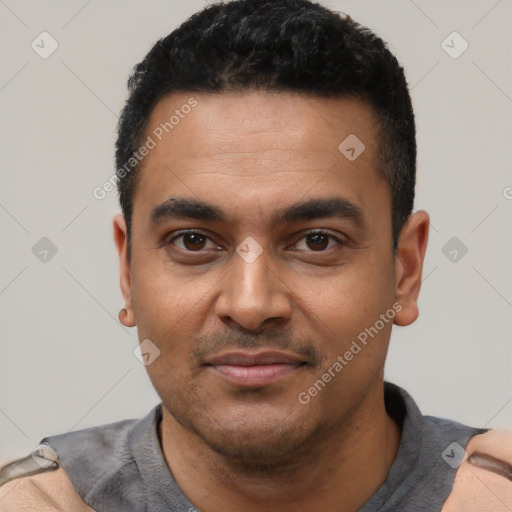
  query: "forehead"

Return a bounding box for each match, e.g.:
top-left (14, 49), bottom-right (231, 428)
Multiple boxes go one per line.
top-left (133, 91), bottom-right (388, 225)
top-left (143, 91), bottom-right (379, 162)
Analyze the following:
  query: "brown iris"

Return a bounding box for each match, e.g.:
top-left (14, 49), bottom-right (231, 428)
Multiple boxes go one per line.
top-left (182, 233), bottom-right (207, 251)
top-left (306, 233), bottom-right (329, 251)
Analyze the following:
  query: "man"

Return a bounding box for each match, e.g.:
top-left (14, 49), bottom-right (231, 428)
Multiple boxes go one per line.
top-left (1, 0), bottom-right (510, 510)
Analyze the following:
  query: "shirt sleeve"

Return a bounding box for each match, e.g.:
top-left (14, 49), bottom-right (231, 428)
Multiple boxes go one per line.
top-left (0, 444), bottom-right (95, 512)
top-left (0, 443), bottom-right (59, 487)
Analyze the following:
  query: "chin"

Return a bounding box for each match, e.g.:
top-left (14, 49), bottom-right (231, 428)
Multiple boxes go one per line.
top-left (198, 421), bottom-right (317, 471)
top-left (166, 397), bottom-right (321, 470)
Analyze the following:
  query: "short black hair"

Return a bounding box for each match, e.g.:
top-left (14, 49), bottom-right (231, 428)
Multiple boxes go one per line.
top-left (115, 0), bottom-right (416, 251)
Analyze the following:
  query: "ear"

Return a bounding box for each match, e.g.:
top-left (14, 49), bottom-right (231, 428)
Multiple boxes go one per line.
top-left (113, 214), bottom-right (136, 327)
top-left (393, 210), bottom-right (430, 327)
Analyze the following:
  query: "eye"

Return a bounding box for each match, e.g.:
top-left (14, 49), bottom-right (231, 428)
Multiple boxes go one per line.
top-left (168, 231), bottom-right (220, 252)
top-left (292, 231), bottom-right (343, 251)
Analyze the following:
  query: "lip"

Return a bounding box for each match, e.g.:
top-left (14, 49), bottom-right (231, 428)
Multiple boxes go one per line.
top-left (204, 350), bottom-right (307, 387)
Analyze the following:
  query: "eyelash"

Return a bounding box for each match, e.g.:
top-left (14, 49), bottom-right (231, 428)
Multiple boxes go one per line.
top-left (166, 230), bottom-right (344, 252)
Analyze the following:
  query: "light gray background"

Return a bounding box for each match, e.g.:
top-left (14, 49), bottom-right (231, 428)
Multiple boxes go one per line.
top-left (1, 0), bottom-right (511, 466)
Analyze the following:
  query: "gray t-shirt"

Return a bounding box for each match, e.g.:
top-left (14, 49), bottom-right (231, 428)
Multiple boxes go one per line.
top-left (36, 382), bottom-right (486, 511)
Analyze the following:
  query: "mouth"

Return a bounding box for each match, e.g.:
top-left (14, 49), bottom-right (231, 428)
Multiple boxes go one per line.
top-left (204, 350), bottom-right (308, 387)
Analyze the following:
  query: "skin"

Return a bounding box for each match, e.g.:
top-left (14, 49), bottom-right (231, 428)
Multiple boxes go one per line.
top-left (114, 91), bottom-right (429, 511)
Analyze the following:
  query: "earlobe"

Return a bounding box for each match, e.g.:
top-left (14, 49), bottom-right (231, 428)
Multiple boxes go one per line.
top-left (113, 214), bottom-right (136, 328)
top-left (393, 210), bottom-right (430, 327)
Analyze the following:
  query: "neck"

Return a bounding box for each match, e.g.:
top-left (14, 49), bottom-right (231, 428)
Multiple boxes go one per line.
top-left (159, 382), bottom-right (401, 512)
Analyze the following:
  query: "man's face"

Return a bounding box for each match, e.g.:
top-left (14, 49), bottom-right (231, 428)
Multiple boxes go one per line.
top-left (119, 91), bottom-right (401, 464)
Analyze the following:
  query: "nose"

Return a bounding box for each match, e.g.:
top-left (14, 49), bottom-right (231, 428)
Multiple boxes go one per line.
top-left (214, 245), bottom-right (292, 331)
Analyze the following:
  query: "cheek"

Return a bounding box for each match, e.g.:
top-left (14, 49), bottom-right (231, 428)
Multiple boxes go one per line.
top-left (130, 265), bottom-right (206, 390)
top-left (291, 252), bottom-right (394, 360)
top-left (129, 255), bottom-right (216, 350)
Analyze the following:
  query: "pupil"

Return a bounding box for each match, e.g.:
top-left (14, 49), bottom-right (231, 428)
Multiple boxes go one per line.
top-left (184, 234), bottom-right (205, 250)
top-left (308, 233), bottom-right (328, 250)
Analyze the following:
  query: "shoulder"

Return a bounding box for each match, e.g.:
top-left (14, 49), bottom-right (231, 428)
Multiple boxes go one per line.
top-left (442, 429), bottom-right (512, 511)
top-left (0, 464), bottom-right (95, 511)
top-left (0, 415), bottom-right (142, 512)
top-left (0, 407), bottom-right (161, 511)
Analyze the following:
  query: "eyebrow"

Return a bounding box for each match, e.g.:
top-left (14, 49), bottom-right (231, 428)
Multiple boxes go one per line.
top-left (150, 196), bottom-right (365, 227)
